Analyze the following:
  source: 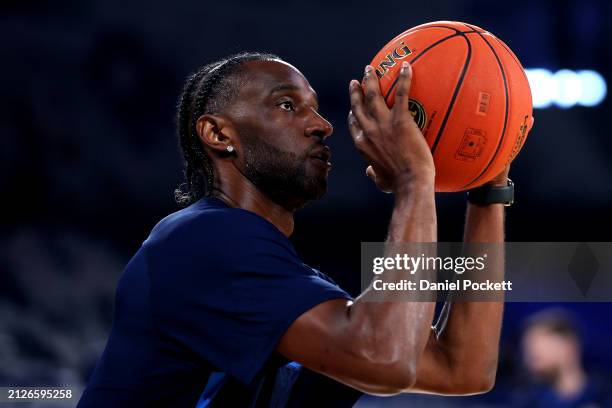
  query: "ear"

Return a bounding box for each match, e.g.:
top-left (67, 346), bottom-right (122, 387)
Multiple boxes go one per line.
top-left (195, 114), bottom-right (238, 154)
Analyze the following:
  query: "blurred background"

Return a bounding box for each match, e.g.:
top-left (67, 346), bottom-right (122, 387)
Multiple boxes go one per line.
top-left (1, 0), bottom-right (611, 406)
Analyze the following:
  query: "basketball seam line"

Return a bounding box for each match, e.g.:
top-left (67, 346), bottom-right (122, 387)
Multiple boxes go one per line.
top-left (382, 29), bottom-right (479, 102)
top-left (493, 37), bottom-right (529, 83)
top-left (430, 32), bottom-right (472, 155)
top-left (461, 23), bottom-right (510, 189)
top-left (383, 32), bottom-right (460, 101)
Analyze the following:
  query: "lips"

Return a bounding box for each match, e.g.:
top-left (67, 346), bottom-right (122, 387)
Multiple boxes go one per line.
top-left (309, 146), bottom-right (332, 164)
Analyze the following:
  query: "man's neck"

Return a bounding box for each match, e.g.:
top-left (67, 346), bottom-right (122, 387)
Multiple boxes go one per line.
top-left (213, 169), bottom-right (295, 237)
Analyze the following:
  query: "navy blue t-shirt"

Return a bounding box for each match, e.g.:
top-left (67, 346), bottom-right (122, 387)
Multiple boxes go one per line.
top-left (78, 197), bottom-right (354, 407)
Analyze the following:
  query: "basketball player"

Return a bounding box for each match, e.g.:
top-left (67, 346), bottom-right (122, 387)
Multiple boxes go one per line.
top-left (78, 52), bottom-right (509, 407)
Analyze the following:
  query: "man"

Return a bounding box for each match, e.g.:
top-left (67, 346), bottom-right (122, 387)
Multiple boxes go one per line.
top-left (516, 309), bottom-right (612, 407)
top-left (78, 52), bottom-right (507, 407)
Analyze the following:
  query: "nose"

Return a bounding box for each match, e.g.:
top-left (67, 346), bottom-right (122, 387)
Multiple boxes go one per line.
top-left (305, 112), bottom-right (333, 140)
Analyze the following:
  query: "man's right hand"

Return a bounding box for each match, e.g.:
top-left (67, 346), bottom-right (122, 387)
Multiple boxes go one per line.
top-left (348, 62), bottom-right (435, 193)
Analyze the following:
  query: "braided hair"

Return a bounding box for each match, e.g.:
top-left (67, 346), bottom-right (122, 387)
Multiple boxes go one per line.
top-left (174, 52), bottom-right (280, 207)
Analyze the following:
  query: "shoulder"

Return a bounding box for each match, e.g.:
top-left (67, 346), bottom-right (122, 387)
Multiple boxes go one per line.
top-left (141, 198), bottom-right (300, 272)
top-left (145, 197), bottom-right (283, 248)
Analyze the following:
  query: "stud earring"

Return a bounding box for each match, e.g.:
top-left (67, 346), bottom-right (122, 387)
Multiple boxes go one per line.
top-left (226, 145), bottom-right (235, 153)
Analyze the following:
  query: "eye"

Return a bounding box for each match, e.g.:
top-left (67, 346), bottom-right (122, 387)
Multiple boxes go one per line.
top-left (278, 100), bottom-right (295, 111)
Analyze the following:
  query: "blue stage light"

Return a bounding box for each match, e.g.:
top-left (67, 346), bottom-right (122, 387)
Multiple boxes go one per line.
top-left (525, 68), bottom-right (606, 109)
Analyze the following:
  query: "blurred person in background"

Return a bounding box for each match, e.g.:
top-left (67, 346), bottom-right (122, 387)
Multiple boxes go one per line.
top-left (516, 309), bottom-right (612, 407)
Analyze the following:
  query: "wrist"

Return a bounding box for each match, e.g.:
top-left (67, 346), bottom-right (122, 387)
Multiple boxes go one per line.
top-left (467, 179), bottom-right (514, 207)
top-left (394, 176), bottom-right (435, 197)
top-left (393, 169), bottom-right (435, 194)
top-left (394, 178), bottom-right (435, 200)
top-left (484, 166), bottom-right (511, 187)
top-left (483, 178), bottom-right (510, 188)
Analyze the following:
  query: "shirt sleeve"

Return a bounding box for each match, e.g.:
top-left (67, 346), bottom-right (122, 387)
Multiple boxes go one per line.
top-left (146, 208), bottom-right (352, 385)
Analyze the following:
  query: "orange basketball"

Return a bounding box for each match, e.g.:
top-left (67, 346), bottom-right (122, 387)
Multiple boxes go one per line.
top-left (369, 21), bottom-right (534, 192)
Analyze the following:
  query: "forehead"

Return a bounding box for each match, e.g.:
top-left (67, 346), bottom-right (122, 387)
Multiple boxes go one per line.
top-left (239, 60), bottom-right (315, 98)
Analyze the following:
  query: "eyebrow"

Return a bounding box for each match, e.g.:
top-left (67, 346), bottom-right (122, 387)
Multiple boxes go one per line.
top-left (269, 84), bottom-right (301, 94)
top-left (269, 83), bottom-right (319, 106)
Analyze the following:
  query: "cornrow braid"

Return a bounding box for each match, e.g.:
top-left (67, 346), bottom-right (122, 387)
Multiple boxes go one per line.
top-left (174, 52), bottom-right (280, 207)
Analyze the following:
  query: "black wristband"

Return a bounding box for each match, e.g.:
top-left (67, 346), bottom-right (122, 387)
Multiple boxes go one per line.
top-left (467, 178), bottom-right (514, 206)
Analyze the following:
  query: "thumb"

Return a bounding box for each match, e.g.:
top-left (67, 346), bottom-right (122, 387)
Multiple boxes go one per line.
top-left (366, 165), bottom-right (393, 194)
top-left (366, 165), bottom-right (377, 182)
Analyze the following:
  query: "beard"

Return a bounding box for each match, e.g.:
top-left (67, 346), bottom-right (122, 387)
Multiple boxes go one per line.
top-left (239, 132), bottom-right (328, 211)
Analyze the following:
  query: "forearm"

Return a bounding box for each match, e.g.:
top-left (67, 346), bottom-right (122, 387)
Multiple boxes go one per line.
top-left (346, 180), bottom-right (437, 386)
top-left (387, 176), bottom-right (437, 242)
top-left (464, 200), bottom-right (504, 242)
top-left (448, 201), bottom-right (505, 371)
top-left (412, 202), bottom-right (505, 394)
